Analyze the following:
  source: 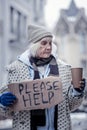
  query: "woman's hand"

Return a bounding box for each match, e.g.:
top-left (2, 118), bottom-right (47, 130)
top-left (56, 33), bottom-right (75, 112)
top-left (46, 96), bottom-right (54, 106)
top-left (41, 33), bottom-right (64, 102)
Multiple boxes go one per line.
top-left (74, 78), bottom-right (86, 93)
top-left (0, 92), bottom-right (17, 107)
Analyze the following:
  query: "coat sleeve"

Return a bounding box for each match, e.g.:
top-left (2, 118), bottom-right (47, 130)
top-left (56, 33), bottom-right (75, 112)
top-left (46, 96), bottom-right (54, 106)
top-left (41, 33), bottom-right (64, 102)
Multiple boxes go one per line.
top-left (65, 65), bottom-right (84, 112)
top-left (58, 59), bottom-right (84, 112)
top-left (0, 60), bottom-right (31, 119)
top-left (0, 60), bottom-right (22, 119)
top-left (67, 85), bottom-right (84, 112)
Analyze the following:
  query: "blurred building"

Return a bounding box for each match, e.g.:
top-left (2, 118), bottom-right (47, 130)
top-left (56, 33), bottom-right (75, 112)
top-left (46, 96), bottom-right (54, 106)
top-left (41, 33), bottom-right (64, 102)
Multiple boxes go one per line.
top-left (30, 0), bottom-right (46, 25)
top-left (0, 0), bottom-right (46, 86)
top-left (54, 0), bottom-right (87, 78)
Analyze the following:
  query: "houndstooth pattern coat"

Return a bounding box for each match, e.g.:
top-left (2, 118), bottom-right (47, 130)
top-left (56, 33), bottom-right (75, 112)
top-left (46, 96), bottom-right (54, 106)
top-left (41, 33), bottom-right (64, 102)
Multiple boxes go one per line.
top-left (0, 59), bottom-right (83, 130)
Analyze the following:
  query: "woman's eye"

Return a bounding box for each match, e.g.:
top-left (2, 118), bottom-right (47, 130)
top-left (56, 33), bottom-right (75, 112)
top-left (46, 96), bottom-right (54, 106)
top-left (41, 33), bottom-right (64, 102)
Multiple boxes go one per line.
top-left (41, 41), bottom-right (47, 45)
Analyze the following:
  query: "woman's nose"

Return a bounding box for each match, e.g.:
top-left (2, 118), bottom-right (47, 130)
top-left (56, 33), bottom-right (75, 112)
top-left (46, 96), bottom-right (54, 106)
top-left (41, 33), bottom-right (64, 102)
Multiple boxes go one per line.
top-left (46, 43), bottom-right (51, 49)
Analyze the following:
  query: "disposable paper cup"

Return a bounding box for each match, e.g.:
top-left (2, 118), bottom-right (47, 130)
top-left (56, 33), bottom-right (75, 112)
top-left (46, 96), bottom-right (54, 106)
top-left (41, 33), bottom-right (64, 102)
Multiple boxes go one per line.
top-left (71, 68), bottom-right (83, 88)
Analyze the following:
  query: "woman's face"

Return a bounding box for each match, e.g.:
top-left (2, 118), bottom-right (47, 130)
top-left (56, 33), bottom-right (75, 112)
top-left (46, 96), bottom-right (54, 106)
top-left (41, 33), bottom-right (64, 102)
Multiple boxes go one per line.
top-left (36, 37), bottom-right (52, 58)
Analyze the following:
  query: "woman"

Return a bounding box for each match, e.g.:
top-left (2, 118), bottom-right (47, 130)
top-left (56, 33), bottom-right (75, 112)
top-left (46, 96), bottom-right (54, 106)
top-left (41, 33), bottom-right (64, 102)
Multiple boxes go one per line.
top-left (0, 24), bottom-right (85, 130)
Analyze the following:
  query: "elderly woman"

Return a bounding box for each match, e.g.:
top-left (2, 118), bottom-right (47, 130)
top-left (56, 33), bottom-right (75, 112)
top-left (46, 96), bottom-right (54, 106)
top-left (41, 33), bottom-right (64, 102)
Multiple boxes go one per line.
top-left (0, 24), bottom-right (85, 130)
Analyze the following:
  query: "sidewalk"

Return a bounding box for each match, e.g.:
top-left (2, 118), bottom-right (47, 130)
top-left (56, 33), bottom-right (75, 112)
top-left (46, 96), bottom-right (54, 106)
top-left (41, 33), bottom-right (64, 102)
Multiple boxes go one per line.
top-left (71, 112), bottom-right (87, 130)
top-left (0, 129), bottom-right (12, 130)
top-left (0, 112), bottom-right (87, 130)
top-left (0, 119), bottom-right (12, 130)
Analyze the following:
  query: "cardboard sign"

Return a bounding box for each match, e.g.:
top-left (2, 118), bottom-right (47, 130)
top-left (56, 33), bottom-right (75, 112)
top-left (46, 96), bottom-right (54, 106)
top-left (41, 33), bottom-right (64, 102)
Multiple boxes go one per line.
top-left (8, 76), bottom-right (63, 111)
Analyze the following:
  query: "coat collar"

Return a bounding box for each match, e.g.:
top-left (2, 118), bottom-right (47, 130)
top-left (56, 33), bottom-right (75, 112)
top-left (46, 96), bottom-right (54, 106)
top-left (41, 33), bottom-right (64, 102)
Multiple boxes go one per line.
top-left (18, 49), bottom-right (33, 68)
top-left (17, 49), bottom-right (70, 69)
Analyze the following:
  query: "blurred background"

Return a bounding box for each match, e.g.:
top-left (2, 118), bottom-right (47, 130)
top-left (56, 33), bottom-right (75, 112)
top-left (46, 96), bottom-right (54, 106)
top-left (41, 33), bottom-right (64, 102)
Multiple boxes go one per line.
top-left (0, 0), bottom-right (87, 129)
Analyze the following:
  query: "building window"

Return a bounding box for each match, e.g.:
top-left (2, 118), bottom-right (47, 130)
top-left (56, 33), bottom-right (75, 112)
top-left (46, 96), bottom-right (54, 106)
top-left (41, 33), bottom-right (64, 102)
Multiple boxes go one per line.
top-left (10, 7), bottom-right (18, 34)
top-left (20, 15), bottom-right (27, 38)
top-left (10, 6), bottom-right (27, 41)
top-left (79, 33), bottom-right (86, 54)
top-left (81, 60), bottom-right (87, 77)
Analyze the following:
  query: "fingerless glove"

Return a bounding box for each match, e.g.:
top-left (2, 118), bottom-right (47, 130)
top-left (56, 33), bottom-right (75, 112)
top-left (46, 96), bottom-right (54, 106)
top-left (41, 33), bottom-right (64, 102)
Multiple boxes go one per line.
top-left (74, 78), bottom-right (86, 93)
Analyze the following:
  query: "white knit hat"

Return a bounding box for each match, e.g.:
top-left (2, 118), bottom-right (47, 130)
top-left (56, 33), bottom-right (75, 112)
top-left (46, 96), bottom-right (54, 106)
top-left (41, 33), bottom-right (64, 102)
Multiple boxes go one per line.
top-left (28, 24), bottom-right (53, 43)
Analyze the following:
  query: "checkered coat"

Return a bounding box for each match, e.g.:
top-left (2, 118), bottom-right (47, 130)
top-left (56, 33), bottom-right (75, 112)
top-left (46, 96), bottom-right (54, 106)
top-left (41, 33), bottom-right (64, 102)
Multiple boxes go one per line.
top-left (0, 59), bottom-right (83, 130)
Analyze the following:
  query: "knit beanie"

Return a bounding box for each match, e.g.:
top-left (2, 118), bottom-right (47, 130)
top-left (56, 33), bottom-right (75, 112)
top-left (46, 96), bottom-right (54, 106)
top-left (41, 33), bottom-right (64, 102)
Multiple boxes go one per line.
top-left (28, 24), bottom-right (53, 43)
